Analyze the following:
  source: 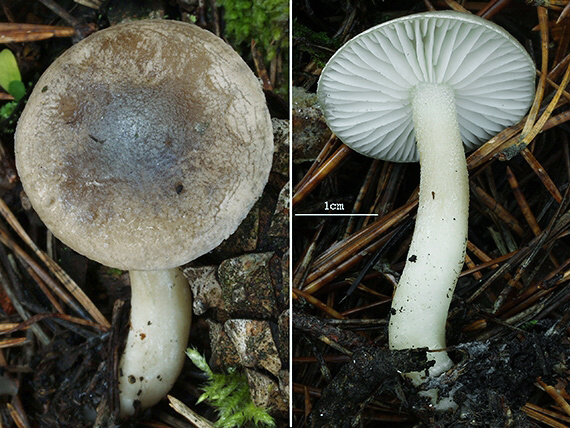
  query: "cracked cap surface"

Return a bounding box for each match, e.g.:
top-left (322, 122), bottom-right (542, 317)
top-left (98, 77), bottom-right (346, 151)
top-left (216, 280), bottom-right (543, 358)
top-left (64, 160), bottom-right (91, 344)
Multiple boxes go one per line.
top-left (15, 19), bottom-right (273, 270)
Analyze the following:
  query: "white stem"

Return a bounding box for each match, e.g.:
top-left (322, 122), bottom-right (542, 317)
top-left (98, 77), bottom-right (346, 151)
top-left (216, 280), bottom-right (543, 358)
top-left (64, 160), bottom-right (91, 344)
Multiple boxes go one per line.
top-left (388, 84), bottom-right (469, 384)
top-left (119, 267), bottom-right (192, 417)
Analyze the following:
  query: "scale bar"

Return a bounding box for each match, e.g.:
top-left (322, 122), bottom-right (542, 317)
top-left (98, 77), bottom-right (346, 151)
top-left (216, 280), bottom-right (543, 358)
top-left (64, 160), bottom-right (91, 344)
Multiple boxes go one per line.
top-left (294, 213), bottom-right (379, 217)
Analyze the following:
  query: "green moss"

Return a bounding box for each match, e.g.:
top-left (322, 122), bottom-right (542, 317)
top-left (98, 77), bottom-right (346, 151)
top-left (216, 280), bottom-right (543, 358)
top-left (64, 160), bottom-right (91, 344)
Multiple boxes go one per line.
top-left (218, 0), bottom-right (288, 62)
top-left (187, 348), bottom-right (275, 428)
top-left (292, 21), bottom-right (340, 68)
top-left (0, 101), bottom-right (17, 121)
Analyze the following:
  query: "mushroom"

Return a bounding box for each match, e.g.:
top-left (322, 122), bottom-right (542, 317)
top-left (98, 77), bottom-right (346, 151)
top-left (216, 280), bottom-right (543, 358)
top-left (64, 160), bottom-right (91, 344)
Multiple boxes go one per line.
top-left (14, 19), bottom-right (273, 416)
top-left (318, 10), bottom-right (535, 389)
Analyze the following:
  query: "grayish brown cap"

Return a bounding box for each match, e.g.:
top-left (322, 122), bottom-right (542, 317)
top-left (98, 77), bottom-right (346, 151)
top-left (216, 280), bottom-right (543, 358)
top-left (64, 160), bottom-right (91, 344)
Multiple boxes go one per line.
top-left (15, 20), bottom-right (274, 270)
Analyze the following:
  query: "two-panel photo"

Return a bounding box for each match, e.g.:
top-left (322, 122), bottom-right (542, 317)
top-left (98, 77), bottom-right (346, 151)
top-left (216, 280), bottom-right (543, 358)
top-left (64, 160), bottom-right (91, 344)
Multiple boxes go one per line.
top-left (0, 0), bottom-right (568, 427)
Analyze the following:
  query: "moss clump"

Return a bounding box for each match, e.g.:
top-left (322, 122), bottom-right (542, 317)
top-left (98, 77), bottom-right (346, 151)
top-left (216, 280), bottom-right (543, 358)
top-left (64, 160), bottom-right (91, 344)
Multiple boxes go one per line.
top-left (218, 0), bottom-right (289, 62)
top-left (187, 348), bottom-right (275, 428)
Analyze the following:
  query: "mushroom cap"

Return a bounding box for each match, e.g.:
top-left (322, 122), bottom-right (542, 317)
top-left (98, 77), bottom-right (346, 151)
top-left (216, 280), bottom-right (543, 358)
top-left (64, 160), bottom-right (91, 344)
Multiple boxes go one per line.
top-left (15, 20), bottom-right (273, 271)
top-left (317, 10), bottom-right (536, 163)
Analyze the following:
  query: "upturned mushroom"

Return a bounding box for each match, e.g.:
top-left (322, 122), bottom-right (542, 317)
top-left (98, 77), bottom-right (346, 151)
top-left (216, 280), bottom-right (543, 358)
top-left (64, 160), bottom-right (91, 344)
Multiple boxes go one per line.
top-left (15, 19), bottom-right (273, 416)
top-left (318, 10), bottom-right (535, 392)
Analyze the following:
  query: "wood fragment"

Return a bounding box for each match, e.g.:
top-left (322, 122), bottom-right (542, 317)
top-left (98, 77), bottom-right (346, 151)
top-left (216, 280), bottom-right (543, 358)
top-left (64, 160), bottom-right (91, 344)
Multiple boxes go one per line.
top-left (293, 144), bottom-right (352, 206)
top-left (74, 0), bottom-right (102, 9)
top-left (304, 385), bottom-right (313, 418)
top-left (459, 250), bottom-right (516, 278)
top-left (464, 252), bottom-right (483, 280)
top-left (344, 160), bottom-right (380, 237)
top-left (522, 7), bottom-right (549, 139)
top-left (521, 62), bottom-right (570, 149)
top-left (466, 198), bottom-right (570, 305)
top-left (0, 198), bottom-right (109, 328)
top-left (478, 0), bottom-right (513, 18)
top-left (423, 0), bottom-right (437, 11)
top-left (251, 39), bottom-right (272, 90)
top-left (523, 402), bottom-right (570, 428)
top-left (168, 395), bottom-right (215, 427)
top-left (293, 288), bottom-right (345, 319)
top-left (471, 184), bottom-right (525, 237)
top-left (559, 1), bottom-right (570, 22)
top-left (305, 201), bottom-right (416, 286)
top-left (293, 223), bottom-right (323, 289)
top-left (521, 148), bottom-right (563, 203)
top-left (294, 134), bottom-right (339, 193)
top-left (505, 165), bottom-right (542, 236)
top-left (524, 402), bottom-right (570, 423)
top-left (7, 402), bottom-right (30, 428)
top-left (0, 265), bottom-right (50, 346)
top-left (537, 378), bottom-right (570, 417)
top-left (0, 227), bottom-right (90, 321)
top-left (0, 337), bottom-right (28, 348)
top-left (0, 29), bottom-right (74, 43)
top-left (36, 0), bottom-right (81, 28)
top-left (0, 312), bottom-right (107, 335)
top-left (443, 0), bottom-right (470, 12)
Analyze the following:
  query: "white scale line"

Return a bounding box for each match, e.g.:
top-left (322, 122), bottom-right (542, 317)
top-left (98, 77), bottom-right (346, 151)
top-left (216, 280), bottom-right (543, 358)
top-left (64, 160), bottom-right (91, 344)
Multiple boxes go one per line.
top-left (294, 213), bottom-right (379, 217)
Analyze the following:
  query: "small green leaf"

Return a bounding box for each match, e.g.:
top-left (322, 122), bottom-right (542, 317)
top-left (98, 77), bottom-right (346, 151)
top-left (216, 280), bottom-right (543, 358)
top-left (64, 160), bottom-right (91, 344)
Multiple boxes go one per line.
top-left (0, 49), bottom-right (25, 101)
